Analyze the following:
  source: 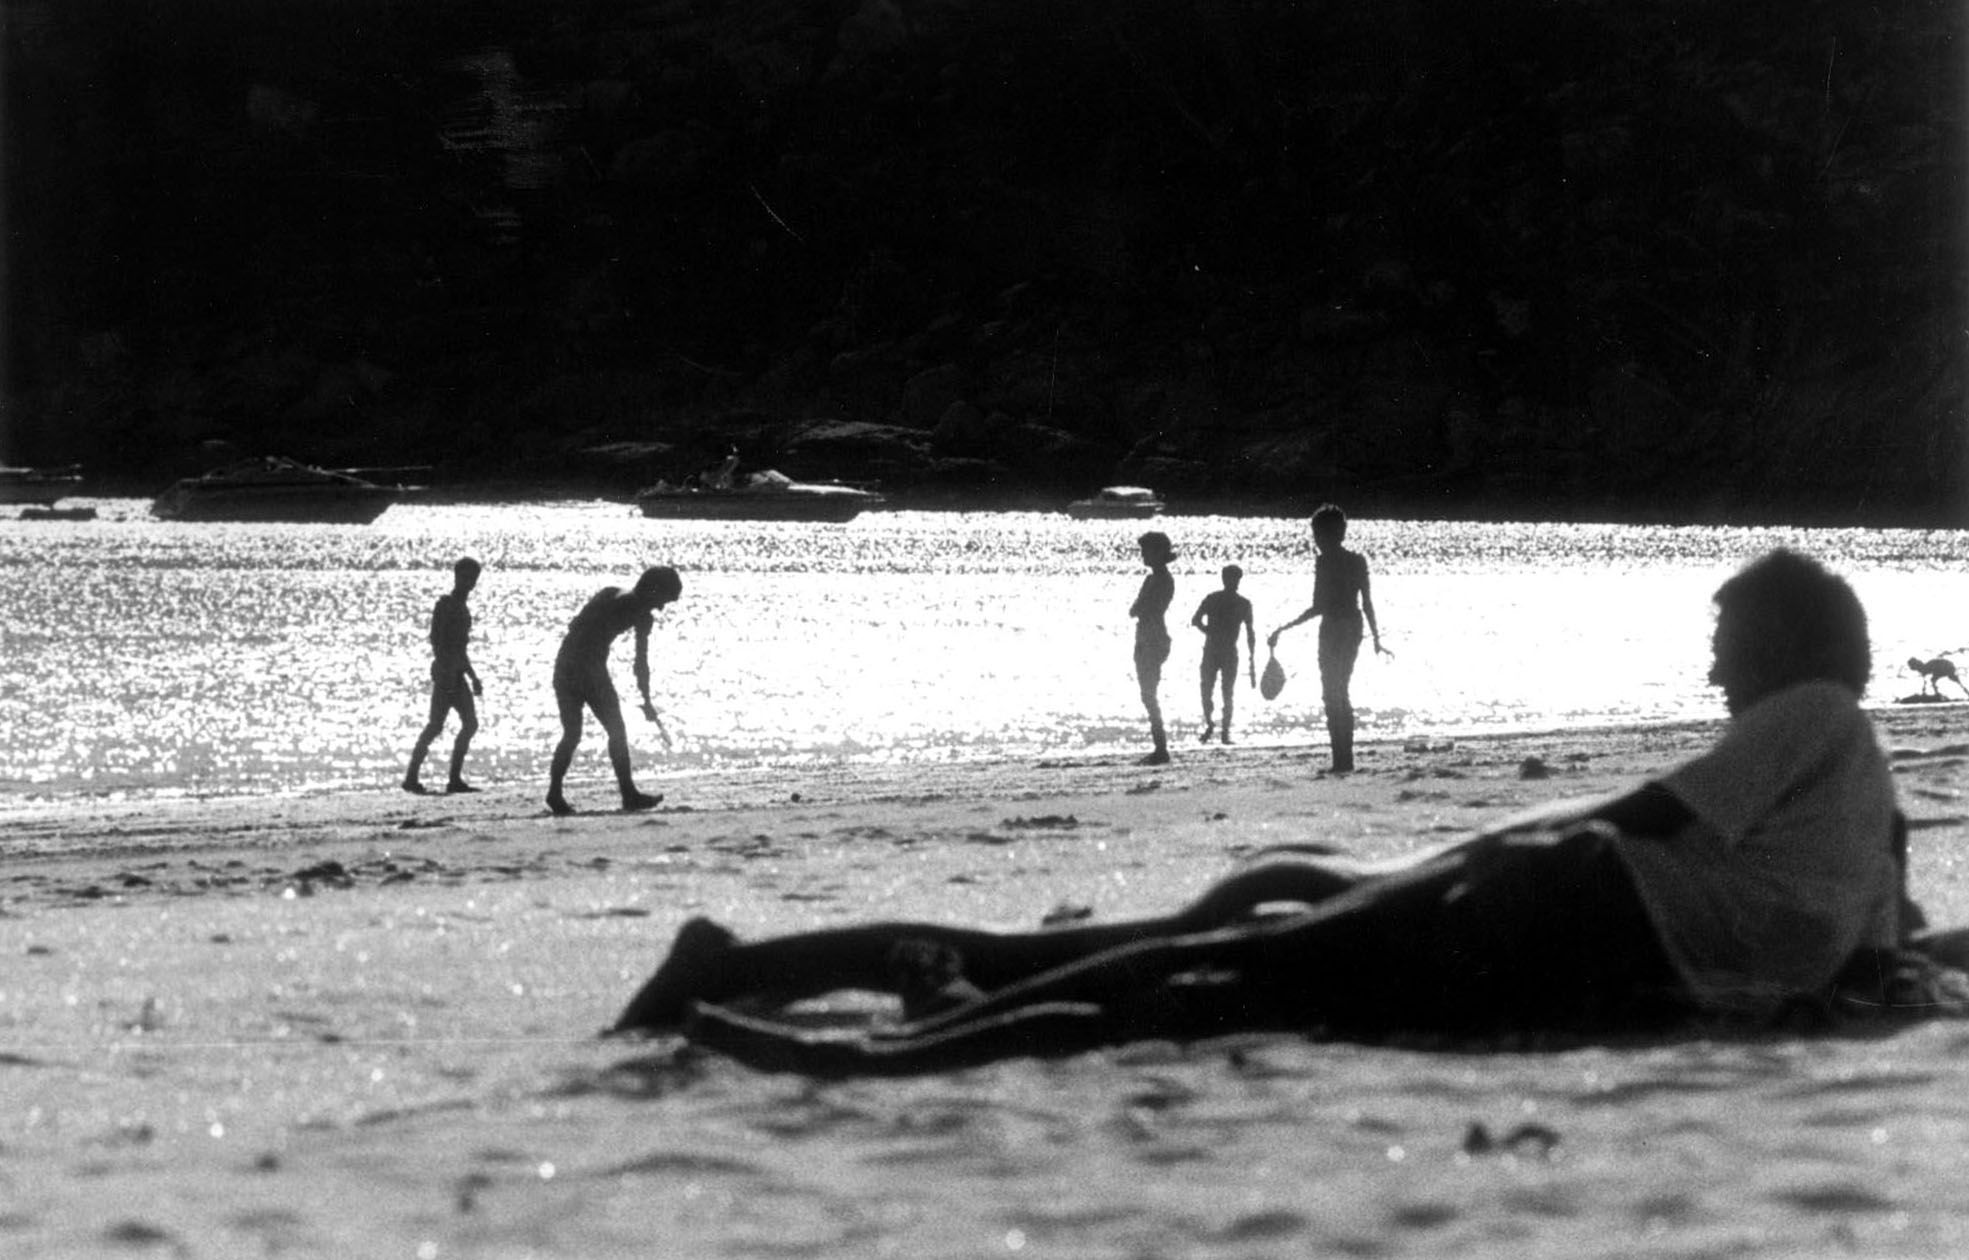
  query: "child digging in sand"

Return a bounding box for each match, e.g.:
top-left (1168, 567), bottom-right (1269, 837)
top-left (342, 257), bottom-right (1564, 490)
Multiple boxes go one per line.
top-left (614, 549), bottom-right (1938, 1075)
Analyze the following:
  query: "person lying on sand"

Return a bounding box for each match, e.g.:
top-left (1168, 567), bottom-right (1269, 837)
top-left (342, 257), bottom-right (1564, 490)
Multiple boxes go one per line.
top-left (613, 549), bottom-right (1953, 1075)
top-left (546, 565), bottom-right (681, 816)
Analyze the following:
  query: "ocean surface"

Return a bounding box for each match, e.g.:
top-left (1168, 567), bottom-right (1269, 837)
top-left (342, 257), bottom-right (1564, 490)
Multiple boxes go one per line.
top-left (1, 500), bottom-right (1963, 807)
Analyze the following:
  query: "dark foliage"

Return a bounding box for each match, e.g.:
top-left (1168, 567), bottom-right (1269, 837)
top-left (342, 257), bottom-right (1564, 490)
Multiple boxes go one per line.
top-left (4, 0), bottom-right (1962, 521)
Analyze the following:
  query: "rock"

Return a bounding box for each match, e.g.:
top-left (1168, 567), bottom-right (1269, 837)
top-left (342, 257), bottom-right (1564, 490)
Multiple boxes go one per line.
top-left (781, 419), bottom-right (933, 482)
top-left (900, 363), bottom-right (965, 429)
top-left (931, 402), bottom-right (992, 454)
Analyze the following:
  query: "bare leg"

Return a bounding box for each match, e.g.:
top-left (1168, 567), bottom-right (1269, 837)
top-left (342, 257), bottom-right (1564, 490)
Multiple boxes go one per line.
top-left (592, 689), bottom-right (661, 810)
top-left (677, 830), bottom-right (1675, 1073)
top-left (1318, 634), bottom-right (1361, 772)
top-left (1138, 655), bottom-right (1169, 764)
top-left (612, 855), bottom-right (1368, 1032)
top-left (547, 688), bottom-right (583, 815)
top-left (404, 681), bottom-right (453, 792)
top-left (1219, 662), bottom-right (1236, 742)
top-left (445, 689), bottom-right (479, 792)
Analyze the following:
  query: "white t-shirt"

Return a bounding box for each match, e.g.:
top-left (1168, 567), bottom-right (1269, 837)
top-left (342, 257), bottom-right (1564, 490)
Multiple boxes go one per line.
top-left (1612, 680), bottom-right (1900, 1015)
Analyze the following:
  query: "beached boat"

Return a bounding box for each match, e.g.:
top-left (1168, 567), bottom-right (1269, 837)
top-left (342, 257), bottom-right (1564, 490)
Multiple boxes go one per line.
top-left (18, 505), bottom-right (98, 522)
top-left (152, 457), bottom-right (410, 524)
top-left (634, 469), bottom-right (886, 523)
top-left (0, 464), bottom-right (84, 506)
top-left (1066, 485), bottom-right (1165, 520)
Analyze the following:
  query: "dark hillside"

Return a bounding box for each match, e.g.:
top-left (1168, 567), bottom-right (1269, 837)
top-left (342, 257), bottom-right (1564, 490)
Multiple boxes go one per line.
top-left (4, 0), bottom-right (1963, 522)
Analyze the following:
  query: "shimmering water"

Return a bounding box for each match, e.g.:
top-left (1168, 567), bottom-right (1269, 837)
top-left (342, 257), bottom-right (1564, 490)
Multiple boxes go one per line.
top-left (1, 501), bottom-right (1963, 804)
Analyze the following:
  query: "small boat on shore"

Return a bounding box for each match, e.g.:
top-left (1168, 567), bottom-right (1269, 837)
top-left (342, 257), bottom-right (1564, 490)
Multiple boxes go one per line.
top-left (18, 505), bottom-right (98, 522)
top-left (1066, 485), bottom-right (1165, 520)
top-left (0, 464), bottom-right (84, 506)
top-left (152, 457), bottom-right (414, 524)
top-left (634, 469), bottom-right (886, 523)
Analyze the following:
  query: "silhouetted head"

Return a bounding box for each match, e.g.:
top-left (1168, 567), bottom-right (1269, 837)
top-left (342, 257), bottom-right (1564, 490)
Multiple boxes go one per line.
top-left (1139, 531), bottom-right (1174, 566)
top-left (1221, 564), bottom-right (1243, 590)
top-left (1708, 549), bottom-right (1869, 715)
top-left (453, 556), bottom-right (482, 593)
top-left (1310, 504), bottom-right (1347, 550)
top-left (633, 565), bottom-right (683, 608)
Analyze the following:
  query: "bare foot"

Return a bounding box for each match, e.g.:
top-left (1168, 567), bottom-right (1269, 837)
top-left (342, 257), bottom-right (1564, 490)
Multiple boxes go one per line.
top-left (546, 792), bottom-right (576, 816)
top-left (621, 791), bottom-right (664, 812)
top-left (613, 917), bottom-right (739, 1032)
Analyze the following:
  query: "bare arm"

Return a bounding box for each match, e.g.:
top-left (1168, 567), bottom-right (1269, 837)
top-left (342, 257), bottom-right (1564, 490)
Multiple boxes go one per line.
top-left (1269, 607), bottom-right (1315, 645)
top-left (1360, 565), bottom-right (1383, 650)
top-left (633, 621), bottom-right (655, 714)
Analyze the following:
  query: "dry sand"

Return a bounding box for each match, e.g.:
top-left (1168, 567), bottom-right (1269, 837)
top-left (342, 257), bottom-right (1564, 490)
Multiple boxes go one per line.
top-left (4, 707), bottom-right (1968, 1258)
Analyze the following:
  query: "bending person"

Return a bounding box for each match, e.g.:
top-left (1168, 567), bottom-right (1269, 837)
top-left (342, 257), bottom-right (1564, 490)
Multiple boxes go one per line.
top-left (615, 550), bottom-right (1910, 1074)
top-left (547, 565), bottom-right (682, 816)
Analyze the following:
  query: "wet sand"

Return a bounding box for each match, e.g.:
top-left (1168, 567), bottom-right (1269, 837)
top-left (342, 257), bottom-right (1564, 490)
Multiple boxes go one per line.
top-left (5, 707), bottom-right (1968, 1257)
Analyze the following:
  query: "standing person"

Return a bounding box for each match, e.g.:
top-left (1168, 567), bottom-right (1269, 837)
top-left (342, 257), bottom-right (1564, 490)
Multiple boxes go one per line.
top-left (1130, 531), bottom-right (1176, 765)
top-left (403, 556), bottom-right (483, 795)
top-left (1192, 564), bottom-right (1256, 743)
top-left (546, 566), bottom-right (682, 816)
top-left (1269, 505), bottom-right (1384, 773)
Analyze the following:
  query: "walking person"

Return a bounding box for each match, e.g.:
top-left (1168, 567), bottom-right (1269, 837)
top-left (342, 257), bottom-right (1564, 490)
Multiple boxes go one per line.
top-left (1131, 531), bottom-right (1176, 765)
top-left (1269, 505), bottom-right (1383, 773)
top-left (403, 556), bottom-right (483, 794)
top-left (546, 565), bottom-right (682, 816)
top-left (1192, 564), bottom-right (1256, 743)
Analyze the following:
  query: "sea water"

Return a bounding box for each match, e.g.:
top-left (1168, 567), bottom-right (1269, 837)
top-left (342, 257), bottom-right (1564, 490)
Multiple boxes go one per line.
top-left (0, 500), bottom-right (1963, 805)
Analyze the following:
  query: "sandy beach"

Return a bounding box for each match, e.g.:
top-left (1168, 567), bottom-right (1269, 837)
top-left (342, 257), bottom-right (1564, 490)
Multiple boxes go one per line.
top-left (5, 706), bottom-right (1969, 1258)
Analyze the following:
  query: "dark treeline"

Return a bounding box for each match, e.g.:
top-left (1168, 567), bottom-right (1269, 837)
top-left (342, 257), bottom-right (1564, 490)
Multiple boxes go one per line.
top-left (4, 0), bottom-right (1963, 523)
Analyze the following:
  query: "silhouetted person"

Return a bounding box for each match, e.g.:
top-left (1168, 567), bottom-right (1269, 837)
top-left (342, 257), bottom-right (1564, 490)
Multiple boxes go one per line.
top-left (1908, 656), bottom-right (1969, 698)
top-left (403, 557), bottom-right (483, 794)
top-left (1131, 531), bottom-right (1176, 764)
top-left (1270, 505), bottom-right (1383, 773)
top-left (615, 550), bottom-right (1912, 1077)
top-left (706, 448), bottom-right (740, 490)
top-left (1898, 661), bottom-right (1961, 700)
top-left (546, 566), bottom-right (682, 816)
top-left (1192, 564), bottom-right (1255, 744)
